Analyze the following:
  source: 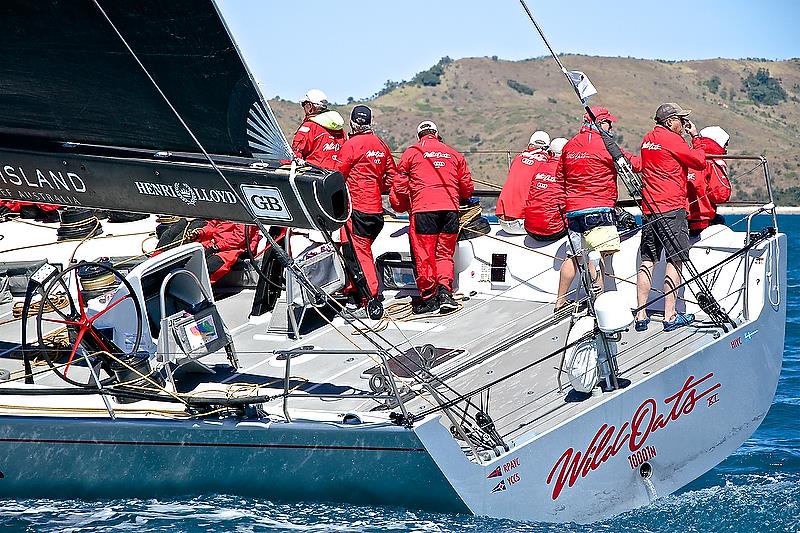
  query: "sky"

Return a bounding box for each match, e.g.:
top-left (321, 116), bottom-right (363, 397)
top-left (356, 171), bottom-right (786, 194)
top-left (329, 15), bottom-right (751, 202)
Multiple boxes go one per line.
top-left (216, 0), bottom-right (800, 104)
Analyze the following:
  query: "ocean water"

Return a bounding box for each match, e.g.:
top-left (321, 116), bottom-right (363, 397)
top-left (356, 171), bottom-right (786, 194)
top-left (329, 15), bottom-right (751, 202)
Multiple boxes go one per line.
top-left (1, 215), bottom-right (798, 533)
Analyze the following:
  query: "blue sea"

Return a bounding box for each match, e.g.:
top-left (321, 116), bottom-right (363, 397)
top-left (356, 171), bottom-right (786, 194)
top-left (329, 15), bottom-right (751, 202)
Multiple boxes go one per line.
top-left (1, 215), bottom-right (798, 533)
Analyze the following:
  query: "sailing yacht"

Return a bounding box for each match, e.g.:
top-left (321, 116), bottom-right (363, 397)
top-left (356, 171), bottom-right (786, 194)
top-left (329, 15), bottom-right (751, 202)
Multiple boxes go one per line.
top-left (0, 0), bottom-right (786, 524)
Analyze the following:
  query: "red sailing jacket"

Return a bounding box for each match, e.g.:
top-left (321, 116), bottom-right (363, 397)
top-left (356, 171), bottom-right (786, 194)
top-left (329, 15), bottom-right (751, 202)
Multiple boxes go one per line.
top-left (558, 126), bottom-right (641, 213)
top-left (195, 220), bottom-right (260, 282)
top-left (0, 201), bottom-right (59, 212)
top-left (640, 125), bottom-right (706, 215)
top-left (291, 111), bottom-right (348, 170)
top-left (393, 134), bottom-right (474, 214)
top-left (687, 137), bottom-right (730, 231)
top-left (524, 154), bottom-right (566, 236)
top-left (336, 131), bottom-right (397, 214)
top-left (496, 148), bottom-right (548, 219)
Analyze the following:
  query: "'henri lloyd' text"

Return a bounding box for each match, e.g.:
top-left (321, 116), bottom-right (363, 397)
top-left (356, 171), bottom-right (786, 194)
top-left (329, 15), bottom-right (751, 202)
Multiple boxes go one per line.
top-left (546, 373), bottom-right (721, 500)
top-left (134, 181), bottom-right (237, 206)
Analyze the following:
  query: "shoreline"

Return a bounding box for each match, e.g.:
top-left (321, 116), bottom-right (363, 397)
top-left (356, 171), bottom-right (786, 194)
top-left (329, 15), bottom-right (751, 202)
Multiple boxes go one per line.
top-left (622, 206), bottom-right (800, 215)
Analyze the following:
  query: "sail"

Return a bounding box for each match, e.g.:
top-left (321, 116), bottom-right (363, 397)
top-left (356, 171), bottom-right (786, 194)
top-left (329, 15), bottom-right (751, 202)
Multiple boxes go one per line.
top-left (0, 0), bottom-right (291, 161)
top-left (0, 0), bottom-right (349, 230)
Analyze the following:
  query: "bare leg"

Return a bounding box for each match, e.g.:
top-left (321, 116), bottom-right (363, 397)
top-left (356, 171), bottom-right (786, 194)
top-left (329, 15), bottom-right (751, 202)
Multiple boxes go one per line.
top-left (663, 260), bottom-right (682, 321)
top-left (636, 260), bottom-right (655, 321)
top-left (555, 257), bottom-right (578, 308)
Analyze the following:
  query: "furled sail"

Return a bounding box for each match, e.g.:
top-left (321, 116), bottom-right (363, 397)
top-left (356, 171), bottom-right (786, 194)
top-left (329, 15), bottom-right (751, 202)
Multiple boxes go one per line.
top-left (0, 0), bottom-right (347, 230)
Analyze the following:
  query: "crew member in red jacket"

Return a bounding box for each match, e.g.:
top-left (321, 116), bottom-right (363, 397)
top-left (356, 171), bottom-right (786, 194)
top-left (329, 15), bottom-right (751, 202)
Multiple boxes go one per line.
top-left (291, 89), bottom-right (347, 170)
top-left (391, 120), bottom-right (474, 314)
top-left (496, 130), bottom-right (550, 234)
top-left (336, 105), bottom-right (397, 313)
top-left (687, 126), bottom-right (731, 236)
top-left (554, 106), bottom-right (641, 311)
top-left (635, 102), bottom-right (706, 332)
top-left (524, 137), bottom-right (568, 240)
top-left (156, 219), bottom-right (259, 284)
top-left (0, 201), bottom-right (60, 222)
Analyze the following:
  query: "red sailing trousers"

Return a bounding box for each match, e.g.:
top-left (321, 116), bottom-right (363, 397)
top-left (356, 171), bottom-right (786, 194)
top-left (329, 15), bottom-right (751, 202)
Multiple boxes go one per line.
top-left (409, 210), bottom-right (459, 301)
top-left (340, 210), bottom-right (385, 300)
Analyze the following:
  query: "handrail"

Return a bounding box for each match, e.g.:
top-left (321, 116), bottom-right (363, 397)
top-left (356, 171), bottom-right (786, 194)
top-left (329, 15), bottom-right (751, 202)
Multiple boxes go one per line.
top-left (276, 348), bottom-right (410, 423)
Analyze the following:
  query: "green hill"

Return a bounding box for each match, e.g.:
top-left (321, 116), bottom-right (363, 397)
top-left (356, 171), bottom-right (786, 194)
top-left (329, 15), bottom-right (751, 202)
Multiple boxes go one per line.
top-left (269, 55), bottom-right (800, 204)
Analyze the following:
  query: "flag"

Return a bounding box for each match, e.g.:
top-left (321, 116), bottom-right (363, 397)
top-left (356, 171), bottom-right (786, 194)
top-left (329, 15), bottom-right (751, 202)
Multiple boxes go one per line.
top-left (568, 70), bottom-right (597, 103)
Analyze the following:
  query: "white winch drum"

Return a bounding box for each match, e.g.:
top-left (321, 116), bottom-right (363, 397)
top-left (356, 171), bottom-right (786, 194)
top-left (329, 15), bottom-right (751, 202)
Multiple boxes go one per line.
top-left (566, 315), bottom-right (599, 393)
top-left (454, 240), bottom-right (475, 274)
top-left (594, 290), bottom-right (634, 334)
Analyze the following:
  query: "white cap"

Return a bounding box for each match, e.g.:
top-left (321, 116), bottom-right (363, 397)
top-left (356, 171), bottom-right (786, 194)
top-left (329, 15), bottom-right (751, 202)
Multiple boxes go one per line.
top-left (699, 126), bottom-right (730, 148)
top-left (302, 89), bottom-right (328, 106)
top-left (548, 137), bottom-right (568, 155)
top-left (417, 120), bottom-right (438, 136)
top-left (528, 130), bottom-right (550, 148)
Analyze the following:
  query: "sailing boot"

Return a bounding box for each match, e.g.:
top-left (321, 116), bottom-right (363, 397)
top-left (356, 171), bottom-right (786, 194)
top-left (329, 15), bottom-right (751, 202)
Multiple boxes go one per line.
top-left (437, 285), bottom-right (458, 313)
top-left (412, 295), bottom-right (440, 315)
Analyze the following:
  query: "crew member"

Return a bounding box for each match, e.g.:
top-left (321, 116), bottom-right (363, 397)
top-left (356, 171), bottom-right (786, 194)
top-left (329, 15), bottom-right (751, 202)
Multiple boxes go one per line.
top-left (554, 107), bottom-right (641, 312)
top-left (496, 130), bottom-right (550, 234)
top-left (391, 120), bottom-right (474, 314)
top-left (0, 201), bottom-right (60, 222)
top-left (635, 102), bottom-right (706, 332)
top-left (291, 89), bottom-right (347, 170)
top-left (336, 105), bottom-right (397, 312)
top-left (687, 126), bottom-right (731, 236)
top-left (524, 137), bottom-right (568, 241)
top-left (155, 219), bottom-right (259, 284)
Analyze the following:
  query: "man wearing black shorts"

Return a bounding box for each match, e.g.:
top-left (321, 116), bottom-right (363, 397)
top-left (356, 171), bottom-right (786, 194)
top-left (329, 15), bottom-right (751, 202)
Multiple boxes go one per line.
top-left (636, 103), bottom-right (706, 332)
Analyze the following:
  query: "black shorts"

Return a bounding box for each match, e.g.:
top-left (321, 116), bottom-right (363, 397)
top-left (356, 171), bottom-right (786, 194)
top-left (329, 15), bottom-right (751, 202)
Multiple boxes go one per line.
top-left (413, 210), bottom-right (459, 235)
top-left (640, 208), bottom-right (689, 263)
top-left (527, 227), bottom-right (567, 242)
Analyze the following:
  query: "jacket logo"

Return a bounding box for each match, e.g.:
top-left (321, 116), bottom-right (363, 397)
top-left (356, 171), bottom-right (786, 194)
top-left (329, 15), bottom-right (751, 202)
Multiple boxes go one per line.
top-left (433, 161), bottom-right (446, 168)
top-left (323, 142), bottom-right (341, 152)
top-left (642, 141), bottom-right (662, 151)
top-left (423, 151), bottom-right (452, 159)
top-left (365, 150), bottom-right (385, 158)
top-left (565, 152), bottom-right (589, 159)
top-left (535, 173), bottom-right (557, 183)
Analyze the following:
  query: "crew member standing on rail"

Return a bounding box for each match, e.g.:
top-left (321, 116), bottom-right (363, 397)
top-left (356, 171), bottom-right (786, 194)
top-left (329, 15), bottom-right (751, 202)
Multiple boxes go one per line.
top-left (635, 103), bottom-right (706, 332)
top-left (336, 105), bottom-right (397, 314)
top-left (524, 137), bottom-right (568, 241)
top-left (291, 89), bottom-right (347, 170)
top-left (554, 106), bottom-right (641, 312)
top-left (687, 126), bottom-right (731, 237)
top-left (496, 130), bottom-right (550, 234)
top-left (391, 120), bottom-right (474, 315)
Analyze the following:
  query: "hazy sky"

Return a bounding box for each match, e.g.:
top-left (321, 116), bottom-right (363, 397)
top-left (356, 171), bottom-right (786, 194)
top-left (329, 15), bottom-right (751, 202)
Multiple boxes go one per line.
top-left (217, 0), bottom-right (800, 104)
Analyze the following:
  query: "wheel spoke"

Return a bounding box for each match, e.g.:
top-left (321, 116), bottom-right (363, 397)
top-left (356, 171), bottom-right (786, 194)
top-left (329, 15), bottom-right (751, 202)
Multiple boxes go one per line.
top-left (39, 316), bottom-right (83, 328)
top-left (87, 293), bottom-right (132, 324)
top-left (63, 327), bottom-right (86, 376)
top-left (87, 326), bottom-right (112, 354)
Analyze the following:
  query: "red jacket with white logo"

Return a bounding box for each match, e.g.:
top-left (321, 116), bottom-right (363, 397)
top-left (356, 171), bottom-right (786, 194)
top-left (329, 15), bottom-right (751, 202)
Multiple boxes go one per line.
top-left (393, 134), bottom-right (474, 214)
top-left (291, 111), bottom-right (347, 170)
top-left (195, 220), bottom-right (260, 282)
top-left (336, 131), bottom-right (397, 214)
top-left (558, 126), bottom-right (642, 213)
top-left (687, 137), bottom-right (730, 231)
top-left (640, 125), bottom-right (706, 215)
top-left (524, 154), bottom-right (566, 236)
top-left (496, 148), bottom-right (548, 219)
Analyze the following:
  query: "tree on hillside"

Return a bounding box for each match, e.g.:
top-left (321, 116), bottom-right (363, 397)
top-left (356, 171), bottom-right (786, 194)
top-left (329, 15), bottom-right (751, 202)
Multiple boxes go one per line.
top-left (742, 68), bottom-right (787, 105)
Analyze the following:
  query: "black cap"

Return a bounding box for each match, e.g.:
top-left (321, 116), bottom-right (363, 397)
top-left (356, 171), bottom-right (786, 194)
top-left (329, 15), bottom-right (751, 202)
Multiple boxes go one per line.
top-left (350, 105), bottom-right (372, 126)
top-left (654, 102), bottom-right (691, 123)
